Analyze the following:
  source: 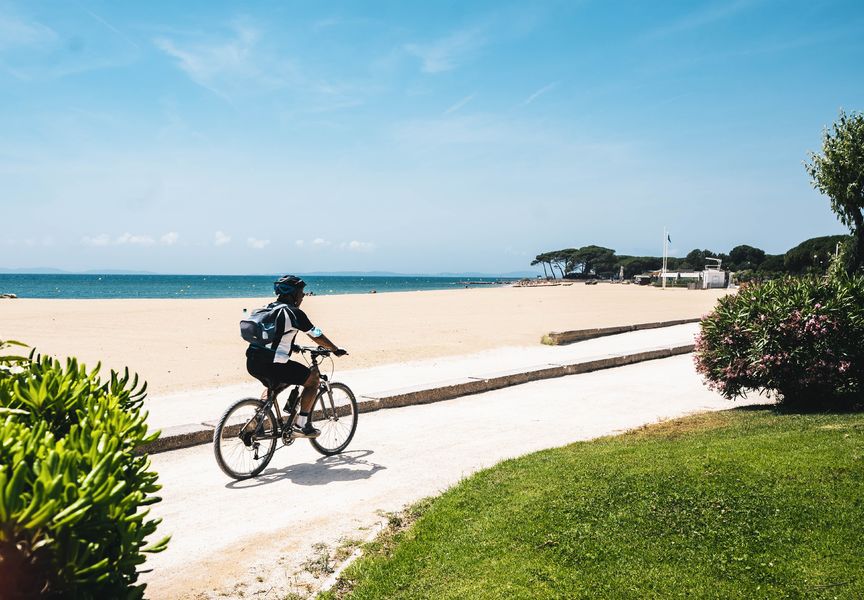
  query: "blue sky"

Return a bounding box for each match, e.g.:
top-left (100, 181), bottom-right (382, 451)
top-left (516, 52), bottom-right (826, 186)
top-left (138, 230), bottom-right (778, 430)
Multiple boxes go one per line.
top-left (1, 0), bottom-right (862, 274)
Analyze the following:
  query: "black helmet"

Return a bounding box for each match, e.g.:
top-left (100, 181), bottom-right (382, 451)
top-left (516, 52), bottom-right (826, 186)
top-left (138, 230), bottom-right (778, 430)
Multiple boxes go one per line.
top-left (274, 275), bottom-right (306, 297)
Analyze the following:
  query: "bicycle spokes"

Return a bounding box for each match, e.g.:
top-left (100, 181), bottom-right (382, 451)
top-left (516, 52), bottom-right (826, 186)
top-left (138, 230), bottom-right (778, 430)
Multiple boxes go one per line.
top-left (309, 383), bottom-right (358, 456)
top-left (214, 399), bottom-right (278, 479)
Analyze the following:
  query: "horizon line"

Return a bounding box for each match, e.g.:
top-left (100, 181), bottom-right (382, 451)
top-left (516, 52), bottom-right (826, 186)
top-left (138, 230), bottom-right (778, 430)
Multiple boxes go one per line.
top-left (0, 269), bottom-right (541, 277)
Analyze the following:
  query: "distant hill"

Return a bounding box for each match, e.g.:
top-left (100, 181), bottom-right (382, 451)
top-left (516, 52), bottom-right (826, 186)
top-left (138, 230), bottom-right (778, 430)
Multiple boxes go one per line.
top-left (0, 267), bottom-right (68, 274)
top-left (82, 269), bottom-right (156, 275)
top-left (298, 271), bottom-right (411, 277)
top-left (0, 268), bottom-right (155, 275)
top-left (0, 268), bottom-right (541, 278)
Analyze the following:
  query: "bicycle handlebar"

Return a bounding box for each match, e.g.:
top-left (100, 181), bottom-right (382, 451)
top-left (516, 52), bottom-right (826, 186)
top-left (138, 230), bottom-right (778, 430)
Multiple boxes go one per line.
top-left (293, 345), bottom-right (348, 357)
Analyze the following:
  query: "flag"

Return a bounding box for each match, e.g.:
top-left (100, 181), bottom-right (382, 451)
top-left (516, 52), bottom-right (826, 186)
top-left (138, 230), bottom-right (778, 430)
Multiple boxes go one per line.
top-left (667, 233), bottom-right (671, 243)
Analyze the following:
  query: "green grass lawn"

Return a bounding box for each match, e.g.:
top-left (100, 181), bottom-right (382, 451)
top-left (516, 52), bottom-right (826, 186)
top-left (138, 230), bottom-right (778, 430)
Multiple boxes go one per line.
top-left (322, 407), bottom-right (864, 599)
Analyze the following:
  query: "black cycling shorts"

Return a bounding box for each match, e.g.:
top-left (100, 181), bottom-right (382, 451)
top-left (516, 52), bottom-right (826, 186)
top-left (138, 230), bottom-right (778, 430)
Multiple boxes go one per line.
top-left (246, 347), bottom-right (311, 389)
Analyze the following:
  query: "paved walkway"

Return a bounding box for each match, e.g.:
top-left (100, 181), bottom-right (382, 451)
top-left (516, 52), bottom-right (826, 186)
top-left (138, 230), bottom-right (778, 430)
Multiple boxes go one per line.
top-left (143, 323), bottom-right (700, 431)
top-left (140, 349), bottom-right (754, 599)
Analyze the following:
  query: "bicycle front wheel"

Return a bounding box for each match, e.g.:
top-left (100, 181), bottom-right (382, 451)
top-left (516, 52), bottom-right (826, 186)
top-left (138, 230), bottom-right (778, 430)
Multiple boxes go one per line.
top-left (309, 382), bottom-right (358, 456)
top-left (213, 398), bottom-right (278, 479)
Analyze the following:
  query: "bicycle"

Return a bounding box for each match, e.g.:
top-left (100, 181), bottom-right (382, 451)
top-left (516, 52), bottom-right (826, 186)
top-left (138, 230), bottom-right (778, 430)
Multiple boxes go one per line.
top-left (213, 346), bottom-right (359, 480)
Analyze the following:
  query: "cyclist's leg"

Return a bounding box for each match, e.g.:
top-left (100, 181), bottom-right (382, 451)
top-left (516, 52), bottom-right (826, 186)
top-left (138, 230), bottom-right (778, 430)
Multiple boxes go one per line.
top-left (299, 365), bottom-right (320, 413)
top-left (268, 360), bottom-right (314, 418)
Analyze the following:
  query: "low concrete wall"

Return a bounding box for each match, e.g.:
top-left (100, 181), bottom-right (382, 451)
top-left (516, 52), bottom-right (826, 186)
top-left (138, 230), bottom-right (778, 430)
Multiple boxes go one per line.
top-left (140, 423), bottom-right (214, 454)
top-left (541, 318), bottom-right (701, 346)
top-left (137, 344), bottom-right (695, 455)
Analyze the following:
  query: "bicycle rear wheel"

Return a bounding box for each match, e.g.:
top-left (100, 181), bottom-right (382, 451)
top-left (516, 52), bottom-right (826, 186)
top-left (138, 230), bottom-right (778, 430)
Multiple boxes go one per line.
top-left (309, 382), bottom-right (358, 456)
top-left (213, 398), bottom-right (278, 479)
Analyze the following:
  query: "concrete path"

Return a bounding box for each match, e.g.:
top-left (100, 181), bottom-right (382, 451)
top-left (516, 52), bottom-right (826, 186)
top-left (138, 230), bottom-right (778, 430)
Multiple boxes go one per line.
top-left (144, 323), bottom-right (700, 431)
top-left (141, 352), bottom-right (755, 599)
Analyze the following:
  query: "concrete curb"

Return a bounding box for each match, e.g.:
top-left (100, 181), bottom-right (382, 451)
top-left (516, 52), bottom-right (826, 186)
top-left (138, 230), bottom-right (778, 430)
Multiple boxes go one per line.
top-left (541, 318), bottom-right (701, 346)
top-left (137, 343), bottom-right (695, 456)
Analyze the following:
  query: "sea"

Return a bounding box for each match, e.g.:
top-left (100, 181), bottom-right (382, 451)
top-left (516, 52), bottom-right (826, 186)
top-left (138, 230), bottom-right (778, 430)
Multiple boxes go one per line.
top-left (0, 274), bottom-right (516, 299)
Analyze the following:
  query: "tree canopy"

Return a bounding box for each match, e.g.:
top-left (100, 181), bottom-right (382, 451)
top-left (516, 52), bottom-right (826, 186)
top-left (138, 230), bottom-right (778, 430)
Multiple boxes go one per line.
top-left (532, 246), bottom-right (617, 278)
top-left (728, 245), bottom-right (766, 270)
top-left (806, 110), bottom-right (864, 272)
top-left (783, 235), bottom-right (849, 274)
top-left (569, 246), bottom-right (617, 275)
top-left (532, 249), bottom-right (576, 279)
top-left (685, 249), bottom-right (722, 271)
top-left (616, 256), bottom-right (662, 278)
top-left (532, 236), bottom-right (850, 280)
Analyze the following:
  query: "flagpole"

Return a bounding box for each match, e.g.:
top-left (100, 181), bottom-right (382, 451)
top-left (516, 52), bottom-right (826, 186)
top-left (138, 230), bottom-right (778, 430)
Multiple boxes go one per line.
top-left (660, 227), bottom-right (669, 290)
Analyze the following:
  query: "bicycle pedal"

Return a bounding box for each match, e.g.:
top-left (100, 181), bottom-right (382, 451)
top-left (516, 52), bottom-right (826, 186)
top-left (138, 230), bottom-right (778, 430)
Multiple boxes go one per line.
top-left (291, 426), bottom-right (320, 439)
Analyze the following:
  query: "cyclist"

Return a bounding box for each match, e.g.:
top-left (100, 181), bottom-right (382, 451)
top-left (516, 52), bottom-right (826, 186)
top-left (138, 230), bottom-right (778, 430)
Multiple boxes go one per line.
top-left (245, 275), bottom-right (347, 438)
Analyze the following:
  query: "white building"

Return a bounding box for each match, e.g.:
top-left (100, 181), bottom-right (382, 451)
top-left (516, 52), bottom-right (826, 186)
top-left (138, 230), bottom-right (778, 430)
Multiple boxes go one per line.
top-left (701, 268), bottom-right (727, 289)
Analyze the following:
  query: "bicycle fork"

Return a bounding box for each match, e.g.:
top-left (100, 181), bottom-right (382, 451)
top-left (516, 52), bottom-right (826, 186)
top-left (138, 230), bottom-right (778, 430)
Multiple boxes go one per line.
top-left (316, 375), bottom-right (340, 421)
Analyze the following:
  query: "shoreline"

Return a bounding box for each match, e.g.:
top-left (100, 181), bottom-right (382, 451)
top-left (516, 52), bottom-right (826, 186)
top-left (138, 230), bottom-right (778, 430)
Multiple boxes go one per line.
top-left (0, 273), bottom-right (519, 300)
top-left (0, 285), bottom-right (729, 396)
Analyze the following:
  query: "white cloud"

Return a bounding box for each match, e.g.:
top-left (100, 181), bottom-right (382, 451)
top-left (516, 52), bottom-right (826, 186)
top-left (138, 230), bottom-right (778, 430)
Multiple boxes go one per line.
top-left (0, 11), bottom-right (135, 80)
top-left (522, 81), bottom-right (559, 106)
top-left (116, 232), bottom-right (155, 246)
top-left (443, 93), bottom-right (476, 115)
top-left (160, 231), bottom-right (179, 245)
top-left (247, 237), bottom-right (270, 249)
top-left (81, 234), bottom-right (111, 247)
top-left (312, 238), bottom-right (331, 247)
top-left (342, 240), bottom-right (375, 252)
top-left (214, 230), bottom-right (231, 246)
top-left (405, 27), bottom-right (485, 74)
top-left (645, 0), bottom-right (757, 39)
top-left (81, 232), bottom-right (172, 247)
top-left (85, 9), bottom-right (140, 50)
top-left (153, 21), bottom-right (290, 99)
top-left (0, 12), bottom-right (57, 51)
top-left (295, 239), bottom-right (304, 247)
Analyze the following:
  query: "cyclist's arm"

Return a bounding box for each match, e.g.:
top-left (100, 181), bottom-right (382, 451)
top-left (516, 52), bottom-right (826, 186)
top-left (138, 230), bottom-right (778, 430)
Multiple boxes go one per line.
top-left (309, 331), bottom-right (339, 352)
top-left (305, 327), bottom-right (344, 354)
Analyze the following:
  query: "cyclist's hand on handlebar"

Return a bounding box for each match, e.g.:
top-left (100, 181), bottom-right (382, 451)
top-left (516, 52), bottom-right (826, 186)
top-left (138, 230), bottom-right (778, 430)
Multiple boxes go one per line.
top-left (333, 348), bottom-right (348, 357)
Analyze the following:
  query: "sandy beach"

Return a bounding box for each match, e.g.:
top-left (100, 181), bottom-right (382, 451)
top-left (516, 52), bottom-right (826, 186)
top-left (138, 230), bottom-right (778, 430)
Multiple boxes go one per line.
top-left (0, 284), bottom-right (729, 395)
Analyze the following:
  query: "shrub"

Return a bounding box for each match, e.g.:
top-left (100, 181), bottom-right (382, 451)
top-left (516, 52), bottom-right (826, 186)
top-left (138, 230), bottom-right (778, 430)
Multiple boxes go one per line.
top-left (0, 341), bottom-right (168, 599)
top-left (694, 276), bottom-right (864, 409)
top-left (733, 269), bottom-right (756, 284)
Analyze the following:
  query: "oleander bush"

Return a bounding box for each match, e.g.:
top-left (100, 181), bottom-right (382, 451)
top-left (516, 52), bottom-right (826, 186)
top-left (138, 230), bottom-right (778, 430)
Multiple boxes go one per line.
top-left (694, 276), bottom-right (864, 409)
top-left (0, 341), bottom-right (168, 599)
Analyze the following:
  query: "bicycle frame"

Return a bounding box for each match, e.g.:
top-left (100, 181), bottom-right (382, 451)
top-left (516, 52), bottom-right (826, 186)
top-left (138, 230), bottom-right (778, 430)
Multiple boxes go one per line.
top-left (249, 353), bottom-right (335, 441)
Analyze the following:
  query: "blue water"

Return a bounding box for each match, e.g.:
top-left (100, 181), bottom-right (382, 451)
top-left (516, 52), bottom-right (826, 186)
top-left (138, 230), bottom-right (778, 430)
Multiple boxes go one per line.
top-left (0, 274), bottom-right (515, 299)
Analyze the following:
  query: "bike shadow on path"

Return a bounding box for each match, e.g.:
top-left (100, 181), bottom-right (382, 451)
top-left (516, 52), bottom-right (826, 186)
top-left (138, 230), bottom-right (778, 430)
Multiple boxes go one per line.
top-left (225, 449), bottom-right (387, 489)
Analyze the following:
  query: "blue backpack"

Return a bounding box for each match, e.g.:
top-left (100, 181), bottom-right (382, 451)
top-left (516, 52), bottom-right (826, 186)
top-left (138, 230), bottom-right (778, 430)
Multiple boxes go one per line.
top-left (240, 302), bottom-right (295, 346)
